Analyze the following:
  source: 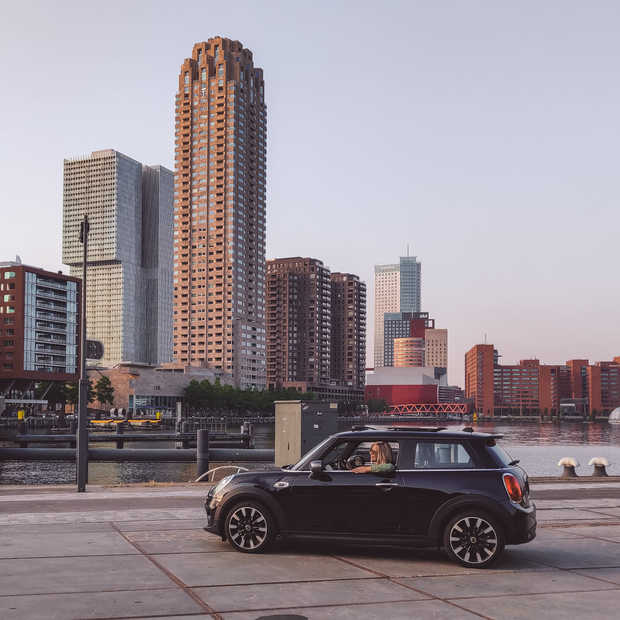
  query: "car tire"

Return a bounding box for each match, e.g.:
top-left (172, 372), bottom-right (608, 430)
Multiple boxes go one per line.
top-left (225, 500), bottom-right (275, 553)
top-left (443, 511), bottom-right (505, 568)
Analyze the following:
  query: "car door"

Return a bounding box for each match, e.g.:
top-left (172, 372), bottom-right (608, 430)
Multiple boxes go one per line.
top-left (275, 439), bottom-right (404, 536)
top-left (398, 439), bottom-right (478, 536)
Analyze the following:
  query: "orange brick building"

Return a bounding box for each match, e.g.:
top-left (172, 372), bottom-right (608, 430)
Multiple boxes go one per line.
top-left (465, 344), bottom-right (620, 416)
top-left (173, 38), bottom-right (266, 389)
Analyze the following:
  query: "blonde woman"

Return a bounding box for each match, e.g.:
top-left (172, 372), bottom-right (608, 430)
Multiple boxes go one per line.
top-left (352, 441), bottom-right (395, 474)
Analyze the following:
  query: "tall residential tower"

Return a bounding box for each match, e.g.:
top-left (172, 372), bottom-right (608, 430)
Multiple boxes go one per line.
top-left (373, 253), bottom-right (422, 368)
top-left (174, 38), bottom-right (266, 388)
top-left (62, 150), bottom-right (173, 366)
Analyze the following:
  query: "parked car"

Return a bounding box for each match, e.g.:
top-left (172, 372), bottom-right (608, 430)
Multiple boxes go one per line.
top-left (204, 426), bottom-right (536, 568)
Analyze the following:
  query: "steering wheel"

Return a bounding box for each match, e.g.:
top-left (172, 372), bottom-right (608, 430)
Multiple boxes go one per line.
top-left (346, 455), bottom-right (365, 470)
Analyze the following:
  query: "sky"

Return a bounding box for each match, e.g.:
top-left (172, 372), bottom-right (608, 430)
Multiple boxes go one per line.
top-left (1, 1), bottom-right (619, 385)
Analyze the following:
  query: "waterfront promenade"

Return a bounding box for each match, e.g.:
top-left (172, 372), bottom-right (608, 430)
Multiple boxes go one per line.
top-left (1, 481), bottom-right (620, 619)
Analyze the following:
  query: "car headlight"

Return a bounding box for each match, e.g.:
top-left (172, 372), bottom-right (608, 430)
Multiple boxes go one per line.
top-left (212, 474), bottom-right (235, 500)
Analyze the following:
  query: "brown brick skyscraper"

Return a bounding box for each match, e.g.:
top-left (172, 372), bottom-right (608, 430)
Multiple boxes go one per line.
top-left (330, 273), bottom-right (366, 389)
top-left (266, 258), bottom-right (332, 390)
top-left (174, 38), bottom-right (266, 388)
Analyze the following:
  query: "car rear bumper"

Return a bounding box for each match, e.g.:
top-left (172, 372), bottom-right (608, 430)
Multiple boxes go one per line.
top-left (506, 502), bottom-right (536, 545)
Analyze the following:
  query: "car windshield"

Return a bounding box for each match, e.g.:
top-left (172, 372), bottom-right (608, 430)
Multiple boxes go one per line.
top-left (289, 436), bottom-right (333, 471)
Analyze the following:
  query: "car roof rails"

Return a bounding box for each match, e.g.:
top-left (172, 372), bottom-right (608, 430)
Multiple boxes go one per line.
top-left (387, 426), bottom-right (447, 432)
top-left (351, 425), bottom-right (377, 431)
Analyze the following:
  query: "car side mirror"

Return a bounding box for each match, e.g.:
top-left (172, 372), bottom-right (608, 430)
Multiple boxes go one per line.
top-left (309, 460), bottom-right (323, 479)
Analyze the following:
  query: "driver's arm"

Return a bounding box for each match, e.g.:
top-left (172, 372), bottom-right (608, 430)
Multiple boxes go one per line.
top-left (352, 463), bottom-right (395, 474)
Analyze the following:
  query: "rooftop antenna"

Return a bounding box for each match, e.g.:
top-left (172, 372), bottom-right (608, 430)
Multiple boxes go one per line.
top-left (484, 333), bottom-right (487, 344)
top-left (406, 243), bottom-right (410, 257)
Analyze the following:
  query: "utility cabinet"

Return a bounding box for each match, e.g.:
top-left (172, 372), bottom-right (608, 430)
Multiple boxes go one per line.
top-left (274, 400), bottom-right (339, 467)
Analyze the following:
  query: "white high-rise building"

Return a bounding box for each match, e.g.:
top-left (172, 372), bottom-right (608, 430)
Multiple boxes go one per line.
top-left (62, 149), bottom-right (173, 366)
top-left (373, 254), bottom-right (422, 368)
top-left (373, 264), bottom-right (400, 369)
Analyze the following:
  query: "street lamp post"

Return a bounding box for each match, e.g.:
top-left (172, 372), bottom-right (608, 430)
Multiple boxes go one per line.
top-left (76, 215), bottom-right (90, 492)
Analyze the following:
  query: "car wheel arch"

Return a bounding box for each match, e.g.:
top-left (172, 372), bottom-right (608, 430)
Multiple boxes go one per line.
top-left (217, 486), bottom-right (286, 538)
top-left (428, 494), bottom-right (509, 542)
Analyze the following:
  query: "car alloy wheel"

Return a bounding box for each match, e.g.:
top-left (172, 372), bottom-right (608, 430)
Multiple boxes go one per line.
top-left (444, 513), bottom-right (504, 568)
top-left (226, 502), bottom-right (273, 553)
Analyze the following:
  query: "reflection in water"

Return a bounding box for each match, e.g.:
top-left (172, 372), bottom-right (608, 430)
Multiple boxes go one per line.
top-left (2, 420), bottom-right (619, 484)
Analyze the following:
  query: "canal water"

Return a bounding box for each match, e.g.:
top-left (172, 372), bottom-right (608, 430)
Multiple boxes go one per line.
top-left (1, 420), bottom-right (620, 485)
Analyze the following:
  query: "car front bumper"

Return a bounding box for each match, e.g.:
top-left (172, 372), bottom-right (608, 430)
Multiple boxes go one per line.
top-left (203, 490), bottom-right (220, 536)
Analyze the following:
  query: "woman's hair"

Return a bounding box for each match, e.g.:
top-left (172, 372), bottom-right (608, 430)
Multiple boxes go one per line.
top-left (372, 442), bottom-right (393, 465)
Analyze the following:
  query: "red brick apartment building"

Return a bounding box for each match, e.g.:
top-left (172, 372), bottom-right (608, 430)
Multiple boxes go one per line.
top-left (0, 261), bottom-right (81, 403)
top-left (465, 344), bottom-right (620, 416)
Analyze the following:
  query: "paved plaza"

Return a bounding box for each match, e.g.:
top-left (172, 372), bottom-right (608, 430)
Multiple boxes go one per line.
top-left (1, 482), bottom-right (620, 619)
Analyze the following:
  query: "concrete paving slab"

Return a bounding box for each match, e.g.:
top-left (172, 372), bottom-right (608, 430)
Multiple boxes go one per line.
top-left (536, 508), bottom-right (614, 521)
top-left (507, 538), bottom-right (620, 569)
top-left (573, 567), bottom-right (620, 585)
top-left (125, 529), bottom-right (232, 554)
top-left (534, 499), bottom-right (620, 509)
top-left (220, 599), bottom-right (481, 619)
top-left (193, 577), bottom-right (428, 612)
top-left (0, 530), bottom-right (138, 559)
top-left (335, 548), bottom-right (548, 578)
top-left (155, 552), bottom-right (376, 587)
top-left (589, 507), bottom-right (620, 517)
top-left (398, 568), bottom-right (616, 598)
top-left (0, 507), bottom-right (203, 526)
top-left (558, 524), bottom-right (620, 542)
top-left (0, 588), bottom-right (204, 620)
top-left (119, 617), bottom-right (213, 620)
top-left (0, 522), bottom-right (116, 534)
top-left (454, 589), bottom-right (620, 620)
top-left (0, 555), bottom-right (175, 595)
top-left (115, 518), bottom-right (206, 531)
top-left (532, 527), bottom-right (584, 540)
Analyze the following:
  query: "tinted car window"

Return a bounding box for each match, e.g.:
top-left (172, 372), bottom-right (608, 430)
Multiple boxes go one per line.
top-left (415, 441), bottom-right (475, 469)
top-left (485, 440), bottom-right (515, 467)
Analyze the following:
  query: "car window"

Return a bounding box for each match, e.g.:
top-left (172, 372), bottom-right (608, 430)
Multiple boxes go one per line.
top-left (319, 440), bottom-right (400, 471)
top-left (351, 441), bottom-right (399, 466)
top-left (414, 441), bottom-right (475, 469)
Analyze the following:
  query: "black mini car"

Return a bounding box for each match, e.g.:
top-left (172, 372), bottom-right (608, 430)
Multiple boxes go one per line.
top-left (204, 427), bottom-right (536, 568)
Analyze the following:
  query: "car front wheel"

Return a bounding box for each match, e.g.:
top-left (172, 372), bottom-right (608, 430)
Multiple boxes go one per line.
top-left (443, 512), bottom-right (504, 568)
top-left (225, 501), bottom-right (275, 553)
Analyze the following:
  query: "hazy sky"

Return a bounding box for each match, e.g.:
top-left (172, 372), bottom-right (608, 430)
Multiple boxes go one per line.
top-left (2, 1), bottom-right (619, 385)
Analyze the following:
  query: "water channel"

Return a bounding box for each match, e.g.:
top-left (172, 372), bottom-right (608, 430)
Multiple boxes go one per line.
top-left (2, 419), bottom-right (620, 485)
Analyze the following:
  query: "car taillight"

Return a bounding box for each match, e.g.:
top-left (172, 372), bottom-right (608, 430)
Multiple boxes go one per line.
top-left (503, 473), bottom-right (523, 503)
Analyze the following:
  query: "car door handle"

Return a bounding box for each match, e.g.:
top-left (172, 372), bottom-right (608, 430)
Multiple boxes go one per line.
top-left (274, 481), bottom-right (289, 489)
top-left (375, 482), bottom-right (399, 488)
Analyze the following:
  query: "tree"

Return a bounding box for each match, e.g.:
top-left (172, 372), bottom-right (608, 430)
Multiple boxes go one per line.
top-left (366, 398), bottom-right (387, 413)
top-left (64, 381), bottom-right (95, 405)
top-left (34, 381), bottom-right (67, 409)
top-left (95, 376), bottom-right (115, 407)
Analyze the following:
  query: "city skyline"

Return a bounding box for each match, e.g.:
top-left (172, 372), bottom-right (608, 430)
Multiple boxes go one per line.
top-left (3, 1), bottom-right (620, 385)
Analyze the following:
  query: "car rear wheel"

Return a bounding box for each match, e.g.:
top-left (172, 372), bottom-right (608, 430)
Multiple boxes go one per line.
top-left (225, 501), bottom-right (274, 553)
top-left (443, 511), bottom-right (504, 568)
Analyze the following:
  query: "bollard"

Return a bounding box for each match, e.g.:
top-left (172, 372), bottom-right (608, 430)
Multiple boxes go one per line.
top-left (17, 418), bottom-right (26, 447)
top-left (182, 421), bottom-right (190, 449)
top-left (196, 429), bottom-right (209, 480)
top-left (558, 457), bottom-right (579, 478)
top-left (589, 457), bottom-right (609, 477)
top-left (116, 422), bottom-right (124, 449)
